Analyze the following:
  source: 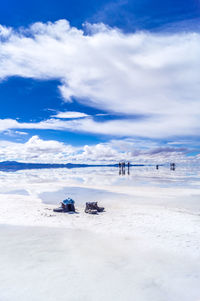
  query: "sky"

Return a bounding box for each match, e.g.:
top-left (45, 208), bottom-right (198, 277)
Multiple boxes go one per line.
top-left (0, 0), bottom-right (200, 164)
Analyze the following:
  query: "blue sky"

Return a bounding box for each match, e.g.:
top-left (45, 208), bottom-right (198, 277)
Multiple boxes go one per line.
top-left (1, 0), bottom-right (199, 31)
top-left (0, 0), bottom-right (199, 163)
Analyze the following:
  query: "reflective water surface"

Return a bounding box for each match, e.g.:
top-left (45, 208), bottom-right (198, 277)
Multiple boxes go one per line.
top-left (0, 165), bottom-right (200, 209)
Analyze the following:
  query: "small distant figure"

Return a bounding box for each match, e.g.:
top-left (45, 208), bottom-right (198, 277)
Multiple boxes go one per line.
top-left (170, 163), bottom-right (176, 171)
top-left (119, 162), bottom-right (122, 175)
top-left (122, 162), bottom-right (125, 175)
top-left (119, 161), bottom-right (130, 175)
top-left (119, 161), bottom-right (126, 175)
top-left (156, 165), bottom-right (159, 170)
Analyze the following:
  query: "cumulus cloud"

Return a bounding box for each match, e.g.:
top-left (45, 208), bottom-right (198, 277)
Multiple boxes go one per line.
top-left (0, 20), bottom-right (199, 138)
top-left (0, 135), bottom-right (122, 163)
top-left (75, 143), bottom-right (120, 163)
top-left (107, 138), bottom-right (191, 164)
top-left (0, 136), bottom-right (76, 163)
top-left (0, 135), bottom-right (196, 165)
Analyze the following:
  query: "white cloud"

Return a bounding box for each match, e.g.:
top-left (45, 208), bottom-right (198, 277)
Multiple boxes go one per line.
top-left (0, 135), bottom-right (196, 165)
top-left (0, 20), bottom-right (199, 138)
top-left (0, 135), bottom-right (76, 163)
top-left (0, 114), bottom-right (199, 139)
top-left (14, 131), bottom-right (28, 135)
top-left (52, 111), bottom-right (89, 119)
top-left (75, 143), bottom-right (120, 163)
top-left (0, 25), bottom-right (12, 38)
top-left (2, 130), bottom-right (28, 137)
top-left (0, 135), bottom-right (122, 163)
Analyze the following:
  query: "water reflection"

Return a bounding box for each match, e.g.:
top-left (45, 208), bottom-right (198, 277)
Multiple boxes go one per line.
top-left (0, 166), bottom-right (200, 204)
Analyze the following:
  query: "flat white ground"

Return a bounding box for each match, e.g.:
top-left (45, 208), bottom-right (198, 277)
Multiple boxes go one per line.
top-left (0, 167), bottom-right (200, 301)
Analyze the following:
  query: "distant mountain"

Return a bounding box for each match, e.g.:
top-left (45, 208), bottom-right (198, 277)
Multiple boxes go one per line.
top-left (0, 161), bottom-right (145, 171)
top-left (0, 161), bottom-right (97, 171)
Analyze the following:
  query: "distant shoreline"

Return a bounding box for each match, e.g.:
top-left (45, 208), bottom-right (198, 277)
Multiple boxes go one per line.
top-left (0, 161), bottom-right (149, 171)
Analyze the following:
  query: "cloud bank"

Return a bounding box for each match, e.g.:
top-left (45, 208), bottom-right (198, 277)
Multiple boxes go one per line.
top-left (0, 20), bottom-right (199, 139)
top-left (0, 135), bottom-right (194, 165)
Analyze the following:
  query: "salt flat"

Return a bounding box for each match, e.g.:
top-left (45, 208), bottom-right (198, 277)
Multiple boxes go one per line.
top-left (0, 166), bottom-right (200, 301)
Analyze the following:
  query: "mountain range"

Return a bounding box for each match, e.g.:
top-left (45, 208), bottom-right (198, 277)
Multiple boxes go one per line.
top-left (0, 161), bottom-right (146, 171)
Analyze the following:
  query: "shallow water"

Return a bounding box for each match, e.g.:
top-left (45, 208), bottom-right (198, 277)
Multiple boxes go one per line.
top-left (0, 165), bottom-right (200, 208)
